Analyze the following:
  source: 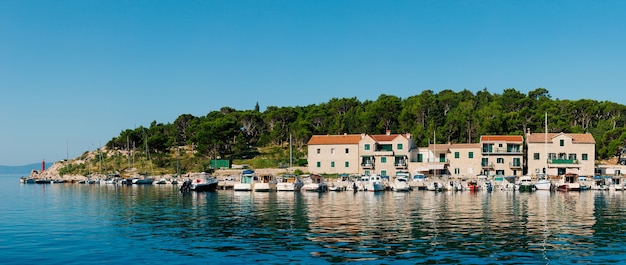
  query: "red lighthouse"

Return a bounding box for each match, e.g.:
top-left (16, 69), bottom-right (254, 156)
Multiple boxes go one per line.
top-left (42, 159), bottom-right (45, 172)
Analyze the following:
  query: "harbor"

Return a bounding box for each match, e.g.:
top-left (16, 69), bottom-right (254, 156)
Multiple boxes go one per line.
top-left (6, 173), bottom-right (626, 264)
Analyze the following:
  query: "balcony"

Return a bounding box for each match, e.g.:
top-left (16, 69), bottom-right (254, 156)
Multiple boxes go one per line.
top-left (548, 159), bottom-right (579, 164)
top-left (482, 162), bottom-right (495, 169)
top-left (482, 148), bottom-right (523, 155)
top-left (361, 162), bottom-right (375, 169)
top-left (394, 162), bottom-right (408, 169)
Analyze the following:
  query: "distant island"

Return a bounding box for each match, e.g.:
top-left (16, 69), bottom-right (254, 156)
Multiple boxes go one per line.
top-left (0, 163), bottom-right (50, 175)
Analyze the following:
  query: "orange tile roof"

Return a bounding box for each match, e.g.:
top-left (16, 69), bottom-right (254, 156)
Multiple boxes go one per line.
top-left (307, 134), bottom-right (362, 145)
top-left (480, 135), bottom-right (524, 142)
top-left (526, 133), bottom-right (596, 144)
top-left (369, 134), bottom-right (408, 142)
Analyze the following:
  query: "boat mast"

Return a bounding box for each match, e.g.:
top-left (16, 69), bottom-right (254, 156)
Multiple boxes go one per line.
top-left (289, 133), bottom-right (293, 174)
top-left (543, 112), bottom-right (548, 177)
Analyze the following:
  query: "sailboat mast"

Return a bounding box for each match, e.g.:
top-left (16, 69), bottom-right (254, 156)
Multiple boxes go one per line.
top-left (543, 112), bottom-right (548, 175)
top-left (289, 133), bottom-right (293, 174)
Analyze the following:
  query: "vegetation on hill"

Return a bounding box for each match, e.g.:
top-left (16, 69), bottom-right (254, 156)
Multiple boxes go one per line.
top-left (59, 88), bottom-right (626, 176)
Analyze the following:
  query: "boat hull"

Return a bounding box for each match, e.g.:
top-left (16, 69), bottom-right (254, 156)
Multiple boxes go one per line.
top-left (192, 182), bottom-right (218, 192)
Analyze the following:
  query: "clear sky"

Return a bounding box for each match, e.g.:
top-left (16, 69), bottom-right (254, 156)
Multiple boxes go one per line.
top-left (1, 0), bottom-right (625, 166)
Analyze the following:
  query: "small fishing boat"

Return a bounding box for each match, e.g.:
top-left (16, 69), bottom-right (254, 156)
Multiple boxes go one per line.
top-left (276, 174), bottom-right (304, 192)
top-left (234, 169), bottom-right (257, 191)
top-left (253, 174), bottom-right (277, 192)
top-left (358, 175), bottom-right (385, 192)
top-left (557, 173), bottom-right (581, 191)
top-left (518, 175), bottom-right (536, 192)
top-left (302, 174), bottom-right (328, 192)
top-left (467, 180), bottom-right (480, 192)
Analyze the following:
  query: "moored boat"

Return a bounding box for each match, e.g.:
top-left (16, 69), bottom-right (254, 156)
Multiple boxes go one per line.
top-left (391, 172), bottom-right (411, 192)
top-left (302, 174), bottom-right (328, 192)
top-left (276, 174), bottom-right (304, 192)
top-left (557, 173), bottom-right (581, 191)
top-left (518, 175), bottom-right (536, 192)
top-left (234, 169), bottom-right (257, 191)
top-left (358, 175), bottom-right (385, 192)
top-left (190, 173), bottom-right (218, 192)
top-left (534, 174), bottom-right (552, 190)
top-left (467, 180), bottom-right (480, 192)
top-left (253, 174), bottom-right (277, 192)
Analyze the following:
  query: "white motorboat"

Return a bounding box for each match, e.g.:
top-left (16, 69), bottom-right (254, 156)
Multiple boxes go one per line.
top-left (534, 174), bottom-right (552, 190)
top-left (518, 175), bottom-right (536, 192)
top-left (233, 169), bottom-right (257, 191)
top-left (276, 174), bottom-right (304, 192)
top-left (253, 174), bottom-right (278, 192)
top-left (190, 173), bottom-right (218, 192)
top-left (302, 174), bottom-right (328, 192)
top-left (359, 175), bottom-right (385, 192)
top-left (391, 172), bottom-right (411, 192)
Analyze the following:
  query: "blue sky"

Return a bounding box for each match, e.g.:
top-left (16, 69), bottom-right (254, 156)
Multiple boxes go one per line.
top-left (1, 0), bottom-right (625, 166)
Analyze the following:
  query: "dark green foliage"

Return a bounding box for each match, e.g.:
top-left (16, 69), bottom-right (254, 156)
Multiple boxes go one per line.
top-left (105, 88), bottom-right (626, 165)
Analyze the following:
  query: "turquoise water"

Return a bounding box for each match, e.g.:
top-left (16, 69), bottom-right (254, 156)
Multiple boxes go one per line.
top-left (2, 174), bottom-right (626, 264)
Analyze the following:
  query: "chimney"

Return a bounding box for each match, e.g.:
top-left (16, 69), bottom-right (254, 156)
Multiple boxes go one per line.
top-left (386, 130), bottom-right (391, 135)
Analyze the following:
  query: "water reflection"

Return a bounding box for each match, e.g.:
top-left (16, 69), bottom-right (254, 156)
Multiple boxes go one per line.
top-left (13, 181), bottom-right (626, 264)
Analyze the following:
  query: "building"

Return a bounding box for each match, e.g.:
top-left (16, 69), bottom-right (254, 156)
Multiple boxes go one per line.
top-left (526, 132), bottom-right (596, 176)
top-left (307, 134), bottom-right (362, 175)
top-left (359, 131), bottom-right (413, 177)
top-left (447, 144), bottom-right (482, 178)
top-left (479, 135), bottom-right (524, 177)
top-left (307, 131), bottom-right (414, 176)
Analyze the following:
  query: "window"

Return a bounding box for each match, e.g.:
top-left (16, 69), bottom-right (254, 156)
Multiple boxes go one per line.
top-left (497, 158), bottom-right (504, 164)
top-left (533, 153), bottom-right (540, 160)
top-left (439, 154), bottom-right (446, 162)
top-left (469, 152), bottom-right (474, 158)
top-left (560, 139), bottom-right (565, 146)
top-left (454, 168), bottom-right (460, 174)
top-left (513, 158), bottom-right (521, 167)
top-left (381, 157), bottom-right (387, 163)
top-left (582, 154), bottom-right (588, 161)
top-left (454, 152), bottom-right (460, 159)
top-left (345, 148), bottom-right (349, 154)
top-left (331, 161), bottom-right (335, 168)
top-left (482, 158), bottom-right (489, 166)
top-left (397, 143), bottom-right (403, 150)
top-left (364, 144), bottom-right (370, 151)
top-left (381, 170), bottom-right (387, 176)
top-left (316, 161), bottom-right (321, 168)
top-left (417, 154), bottom-right (423, 162)
top-left (499, 144), bottom-right (503, 148)
top-left (331, 148), bottom-right (335, 155)
top-left (496, 170), bottom-right (505, 175)
top-left (548, 153), bottom-right (556, 160)
top-left (364, 170), bottom-right (370, 176)
top-left (316, 148), bottom-right (320, 154)
top-left (568, 153), bottom-right (577, 160)
top-left (345, 161), bottom-right (349, 167)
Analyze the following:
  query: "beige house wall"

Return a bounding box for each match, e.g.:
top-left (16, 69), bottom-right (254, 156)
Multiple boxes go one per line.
top-left (307, 143), bottom-right (360, 175)
top-left (448, 146), bottom-right (482, 178)
top-left (359, 135), bottom-right (413, 176)
top-left (526, 133), bottom-right (595, 177)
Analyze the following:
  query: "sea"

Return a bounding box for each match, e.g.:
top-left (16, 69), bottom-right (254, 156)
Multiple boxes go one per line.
top-left (2, 174), bottom-right (626, 265)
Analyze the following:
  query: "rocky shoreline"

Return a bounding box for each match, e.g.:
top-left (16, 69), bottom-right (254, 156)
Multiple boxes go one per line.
top-left (24, 160), bottom-right (308, 183)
